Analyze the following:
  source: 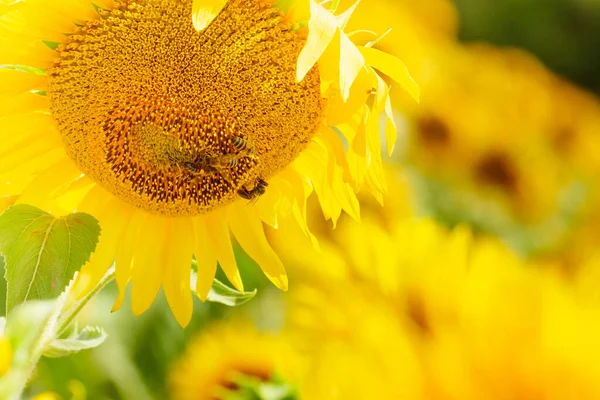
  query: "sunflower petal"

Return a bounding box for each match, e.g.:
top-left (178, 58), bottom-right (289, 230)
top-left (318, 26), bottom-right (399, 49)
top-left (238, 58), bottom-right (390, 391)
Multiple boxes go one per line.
top-left (0, 68), bottom-right (46, 96)
top-left (15, 158), bottom-right (81, 211)
top-left (359, 46), bottom-right (420, 102)
top-left (384, 93), bottom-right (397, 157)
top-left (112, 209), bottom-right (144, 312)
top-left (296, 0), bottom-right (338, 83)
top-left (163, 219), bottom-right (194, 327)
top-left (130, 214), bottom-right (166, 316)
top-left (229, 203), bottom-right (288, 291)
top-left (338, 32), bottom-right (365, 102)
top-left (192, 0), bottom-right (227, 31)
top-left (205, 210), bottom-right (244, 293)
top-left (192, 216), bottom-right (217, 301)
top-left (73, 196), bottom-right (131, 299)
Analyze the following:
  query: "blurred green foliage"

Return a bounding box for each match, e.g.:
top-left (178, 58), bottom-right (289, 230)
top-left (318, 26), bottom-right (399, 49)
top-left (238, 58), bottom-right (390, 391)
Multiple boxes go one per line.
top-left (453, 0), bottom-right (600, 94)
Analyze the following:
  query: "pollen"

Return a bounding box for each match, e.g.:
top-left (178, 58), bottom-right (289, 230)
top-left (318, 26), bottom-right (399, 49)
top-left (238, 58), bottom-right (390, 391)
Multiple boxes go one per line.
top-left (48, 0), bottom-right (323, 216)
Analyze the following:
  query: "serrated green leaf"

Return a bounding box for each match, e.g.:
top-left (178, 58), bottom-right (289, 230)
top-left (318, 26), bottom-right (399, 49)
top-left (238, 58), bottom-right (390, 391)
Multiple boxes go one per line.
top-left (44, 325), bottom-right (107, 358)
top-left (207, 278), bottom-right (257, 306)
top-left (0, 205), bottom-right (100, 313)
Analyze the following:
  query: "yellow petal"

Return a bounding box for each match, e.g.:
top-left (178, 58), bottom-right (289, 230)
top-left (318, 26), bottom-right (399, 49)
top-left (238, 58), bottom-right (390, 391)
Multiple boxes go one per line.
top-left (130, 214), bottom-right (166, 316)
top-left (0, 69), bottom-right (46, 97)
top-left (254, 183), bottom-right (280, 229)
top-left (191, 217), bottom-right (217, 301)
top-left (112, 209), bottom-right (144, 312)
top-left (359, 46), bottom-right (420, 102)
top-left (51, 176), bottom-right (95, 214)
top-left (384, 93), bottom-right (397, 157)
top-left (204, 210), bottom-right (244, 292)
top-left (192, 0), bottom-right (227, 31)
top-left (325, 67), bottom-right (371, 126)
top-left (163, 218), bottom-right (194, 328)
top-left (0, 196), bottom-right (17, 213)
top-left (73, 196), bottom-right (131, 299)
top-left (296, 0), bottom-right (338, 83)
top-left (192, 216), bottom-right (217, 301)
top-left (0, 136), bottom-right (62, 174)
top-left (229, 202), bottom-right (288, 291)
top-left (15, 158), bottom-right (81, 211)
top-left (338, 32), bottom-right (364, 102)
top-left (0, 336), bottom-right (12, 378)
top-left (335, 0), bottom-right (360, 29)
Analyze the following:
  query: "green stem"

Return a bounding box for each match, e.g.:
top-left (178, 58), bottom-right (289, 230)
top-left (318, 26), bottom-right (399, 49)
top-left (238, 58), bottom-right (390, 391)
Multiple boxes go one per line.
top-left (4, 267), bottom-right (116, 400)
top-left (57, 266), bottom-right (116, 337)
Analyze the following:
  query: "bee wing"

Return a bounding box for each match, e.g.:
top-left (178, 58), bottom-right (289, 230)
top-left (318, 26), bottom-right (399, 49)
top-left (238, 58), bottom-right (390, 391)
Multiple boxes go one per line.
top-left (246, 196), bottom-right (261, 206)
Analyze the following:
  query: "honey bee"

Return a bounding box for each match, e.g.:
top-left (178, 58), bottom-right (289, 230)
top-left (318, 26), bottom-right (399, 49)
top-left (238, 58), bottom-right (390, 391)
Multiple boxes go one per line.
top-left (238, 177), bottom-right (268, 203)
top-left (208, 153), bottom-right (238, 169)
top-left (181, 154), bottom-right (214, 175)
top-left (230, 135), bottom-right (255, 156)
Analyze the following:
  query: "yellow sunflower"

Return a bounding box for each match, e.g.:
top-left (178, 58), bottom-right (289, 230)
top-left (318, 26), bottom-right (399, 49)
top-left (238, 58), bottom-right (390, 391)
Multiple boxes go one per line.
top-left (0, 0), bottom-right (418, 326)
top-left (169, 320), bottom-right (300, 400)
top-left (282, 217), bottom-right (600, 399)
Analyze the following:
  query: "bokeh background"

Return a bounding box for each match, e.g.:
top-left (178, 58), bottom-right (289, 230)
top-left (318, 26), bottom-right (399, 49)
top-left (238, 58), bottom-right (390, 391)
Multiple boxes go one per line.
top-left (26, 0), bottom-right (600, 399)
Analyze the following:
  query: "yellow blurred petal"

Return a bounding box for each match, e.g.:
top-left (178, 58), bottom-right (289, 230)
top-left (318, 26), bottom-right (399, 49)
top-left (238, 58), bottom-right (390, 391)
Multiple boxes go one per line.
top-left (0, 336), bottom-right (12, 377)
top-left (296, 0), bottom-right (338, 83)
top-left (131, 214), bottom-right (167, 316)
top-left (192, 216), bottom-right (217, 301)
top-left (192, 0), bottom-right (227, 31)
top-left (229, 203), bottom-right (288, 291)
top-left (31, 393), bottom-right (59, 400)
top-left (359, 46), bottom-right (420, 102)
top-left (0, 196), bottom-right (17, 213)
top-left (163, 218), bottom-right (194, 327)
top-left (205, 210), bottom-right (244, 292)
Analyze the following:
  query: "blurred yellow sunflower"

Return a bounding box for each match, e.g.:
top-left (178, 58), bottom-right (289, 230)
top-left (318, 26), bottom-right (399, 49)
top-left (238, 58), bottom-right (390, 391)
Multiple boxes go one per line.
top-left (0, 336), bottom-right (12, 378)
top-left (281, 217), bottom-right (600, 399)
top-left (169, 320), bottom-right (300, 400)
top-left (0, 0), bottom-right (418, 326)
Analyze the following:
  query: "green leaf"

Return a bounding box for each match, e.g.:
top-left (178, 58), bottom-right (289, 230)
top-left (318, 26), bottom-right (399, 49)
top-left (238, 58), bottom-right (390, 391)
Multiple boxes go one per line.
top-left (43, 325), bottom-right (107, 358)
top-left (0, 205), bottom-right (100, 313)
top-left (0, 64), bottom-right (46, 76)
top-left (42, 40), bottom-right (59, 50)
top-left (191, 273), bottom-right (257, 306)
top-left (207, 278), bottom-right (257, 306)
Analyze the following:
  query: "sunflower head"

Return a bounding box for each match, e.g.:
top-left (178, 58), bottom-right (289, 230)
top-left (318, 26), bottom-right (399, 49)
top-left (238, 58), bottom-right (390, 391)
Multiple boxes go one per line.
top-left (169, 320), bottom-right (299, 400)
top-left (0, 0), bottom-right (417, 326)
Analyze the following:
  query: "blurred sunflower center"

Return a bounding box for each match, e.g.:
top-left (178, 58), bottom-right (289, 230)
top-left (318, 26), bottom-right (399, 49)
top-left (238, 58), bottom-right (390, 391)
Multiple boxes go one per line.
top-left (48, 0), bottom-right (323, 216)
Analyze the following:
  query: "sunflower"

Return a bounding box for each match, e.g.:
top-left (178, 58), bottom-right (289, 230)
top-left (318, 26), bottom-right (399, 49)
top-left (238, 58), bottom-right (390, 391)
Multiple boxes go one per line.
top-left (168, 320), bottom-right (300, 400)
top-left (281, 217), bottom-right (600, 399)
top-left (0, 0), bottom-right (418, 326)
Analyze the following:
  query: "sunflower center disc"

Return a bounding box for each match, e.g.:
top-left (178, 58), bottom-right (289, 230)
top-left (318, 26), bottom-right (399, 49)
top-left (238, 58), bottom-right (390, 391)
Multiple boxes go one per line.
top-left (48, 0), bottom-right (323, 216)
